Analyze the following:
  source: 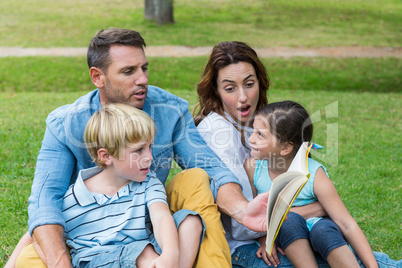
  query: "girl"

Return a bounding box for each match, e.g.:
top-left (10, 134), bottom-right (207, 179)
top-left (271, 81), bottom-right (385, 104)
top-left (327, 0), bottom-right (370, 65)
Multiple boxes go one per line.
top-left (245, 100), bottom-right (379, 268)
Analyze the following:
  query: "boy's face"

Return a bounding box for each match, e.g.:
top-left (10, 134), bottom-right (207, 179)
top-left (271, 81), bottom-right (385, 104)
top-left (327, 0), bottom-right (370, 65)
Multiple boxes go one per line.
top-left (111, 141), bottom-right (153, 183)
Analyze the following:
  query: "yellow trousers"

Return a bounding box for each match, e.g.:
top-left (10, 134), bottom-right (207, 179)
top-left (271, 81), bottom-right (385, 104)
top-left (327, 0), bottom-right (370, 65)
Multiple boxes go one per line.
top-left (166, 168), bottom-right (231, 268)
top-left (16, 244), bottom-right (47, 268)
top-left (16, 168), bottom-right (231, 268)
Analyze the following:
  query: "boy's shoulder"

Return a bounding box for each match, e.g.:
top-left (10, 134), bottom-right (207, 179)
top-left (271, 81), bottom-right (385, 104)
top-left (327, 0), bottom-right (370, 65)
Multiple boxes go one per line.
top-left (144, 171), bottom-right (164, 187)
top-left (62, 167), bottom-right (103, 205)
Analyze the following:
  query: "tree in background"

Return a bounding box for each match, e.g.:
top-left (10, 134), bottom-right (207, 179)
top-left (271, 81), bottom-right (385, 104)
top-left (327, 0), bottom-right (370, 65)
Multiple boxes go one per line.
top-left (145, 0), bottom-right (174, 24)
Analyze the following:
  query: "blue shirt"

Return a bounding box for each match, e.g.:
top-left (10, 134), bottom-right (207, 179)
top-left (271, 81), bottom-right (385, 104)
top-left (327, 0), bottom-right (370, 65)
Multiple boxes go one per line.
top-left (62, 167), bottom-right (166, 267)
top-left (28, 86), bottom-right (238, 235)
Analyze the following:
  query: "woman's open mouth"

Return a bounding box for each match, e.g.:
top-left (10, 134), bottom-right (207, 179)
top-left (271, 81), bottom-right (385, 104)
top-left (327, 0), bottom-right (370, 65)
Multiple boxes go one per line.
top-left (238, 105), bottom-right (251, 117)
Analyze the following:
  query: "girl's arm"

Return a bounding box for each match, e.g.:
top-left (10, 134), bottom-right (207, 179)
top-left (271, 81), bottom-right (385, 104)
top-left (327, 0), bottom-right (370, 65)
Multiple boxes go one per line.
top-left (244, 157), bottom-right (258, 197)
top-left (290, 201), bottom-right (328, 219)
top-left (149, 202), bottom-right (180, 267)
top-left (314, 167), bottom-right (378, 268)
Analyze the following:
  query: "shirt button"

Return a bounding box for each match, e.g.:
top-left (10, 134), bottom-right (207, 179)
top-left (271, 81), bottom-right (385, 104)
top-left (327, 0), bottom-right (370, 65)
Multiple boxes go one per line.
top-left (234, 256), bottom-right (239, 261)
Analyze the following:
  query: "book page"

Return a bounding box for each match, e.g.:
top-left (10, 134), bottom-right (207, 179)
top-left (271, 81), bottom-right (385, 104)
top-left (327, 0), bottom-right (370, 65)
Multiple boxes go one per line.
top-left (287, 142), bottom-right (312, 174)
top-left (266, 175), bottom-right (309, 254)
top-left (266, 171), bottom-right (304, 223)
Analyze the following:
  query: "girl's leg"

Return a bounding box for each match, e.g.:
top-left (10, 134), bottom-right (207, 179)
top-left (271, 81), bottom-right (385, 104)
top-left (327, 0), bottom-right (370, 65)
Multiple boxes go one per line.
top-left (310, 218), bottom-right (360, 268)
top-left (276, 212), bottom-right (318, 268)
top-left (178, 215), bottom-right (203, 268)
top-left (285, 239), bottom-right (318, 268)
top-left (326, 245), bottom-right (360, 268)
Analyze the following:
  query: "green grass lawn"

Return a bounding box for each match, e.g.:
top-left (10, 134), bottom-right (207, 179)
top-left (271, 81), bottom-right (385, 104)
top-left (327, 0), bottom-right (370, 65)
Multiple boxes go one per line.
top-left (0, 56), bottom-right (401, 265)
top-left (0, 0), bottom-right (401, 47)
top-left (0, 0), bottom-right (401, 265)
top-left (1, 56), bottom-right (401, 93)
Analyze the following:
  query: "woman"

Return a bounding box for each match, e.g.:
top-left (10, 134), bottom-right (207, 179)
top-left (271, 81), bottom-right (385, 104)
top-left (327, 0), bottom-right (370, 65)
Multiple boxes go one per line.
top-left (193, 41), bottom-right (398, 267)
top-left (195, 41), bottom-right (269, 266)
top-left (194, 41), bottom-right (327, 267)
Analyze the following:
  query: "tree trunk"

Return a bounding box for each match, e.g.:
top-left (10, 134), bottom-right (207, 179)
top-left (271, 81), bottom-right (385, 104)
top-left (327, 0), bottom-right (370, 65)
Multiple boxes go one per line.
top-left (144, 0), bottom-right (174, 25)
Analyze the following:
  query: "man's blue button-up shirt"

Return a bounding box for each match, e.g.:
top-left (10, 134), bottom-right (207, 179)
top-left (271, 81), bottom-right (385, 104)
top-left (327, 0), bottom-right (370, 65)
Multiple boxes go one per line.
top-left (28, 86), bottom-right (239, 235)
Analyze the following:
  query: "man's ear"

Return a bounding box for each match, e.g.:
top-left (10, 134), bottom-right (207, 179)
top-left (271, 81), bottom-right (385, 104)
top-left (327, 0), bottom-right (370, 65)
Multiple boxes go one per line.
top-left (280, 142), bottom-right (294, 156)
top-left (89, 67), bottom-right (105, 89)
top-left (97, 148), bottom-right (112, 166)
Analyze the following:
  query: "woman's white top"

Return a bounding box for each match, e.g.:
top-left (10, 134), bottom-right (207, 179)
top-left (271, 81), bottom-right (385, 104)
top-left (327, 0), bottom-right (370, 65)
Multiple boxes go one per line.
top-left (197, 112), bottom-right (264, 254)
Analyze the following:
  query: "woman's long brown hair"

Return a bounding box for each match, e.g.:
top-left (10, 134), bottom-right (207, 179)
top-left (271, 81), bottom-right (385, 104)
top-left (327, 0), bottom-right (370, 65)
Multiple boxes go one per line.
top-left (193, 41), bottom-right (270, 147)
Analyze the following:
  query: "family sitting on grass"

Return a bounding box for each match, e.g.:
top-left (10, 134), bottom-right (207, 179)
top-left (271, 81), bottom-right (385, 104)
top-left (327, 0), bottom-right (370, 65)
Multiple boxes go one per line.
top-left (6, 28), bottom-right (401, 268)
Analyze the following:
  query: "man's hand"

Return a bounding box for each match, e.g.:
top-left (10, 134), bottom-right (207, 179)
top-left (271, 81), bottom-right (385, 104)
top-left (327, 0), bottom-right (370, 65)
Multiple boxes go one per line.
top-left (241, 191), bottom-right (269, 232)
top-left (216, 183), bottom-right (269, 232)
top-left (32, 225), bottom-right (72, 268)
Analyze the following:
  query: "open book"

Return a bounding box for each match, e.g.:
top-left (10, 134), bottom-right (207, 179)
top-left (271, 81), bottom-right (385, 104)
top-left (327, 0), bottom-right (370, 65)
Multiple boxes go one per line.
top-left (265, 142), bottom-right (313, 255)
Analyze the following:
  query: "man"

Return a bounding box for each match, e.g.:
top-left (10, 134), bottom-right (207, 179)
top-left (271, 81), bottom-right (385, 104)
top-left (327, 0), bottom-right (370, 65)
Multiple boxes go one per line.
top-left (8, 28), bottom-right (269, 268)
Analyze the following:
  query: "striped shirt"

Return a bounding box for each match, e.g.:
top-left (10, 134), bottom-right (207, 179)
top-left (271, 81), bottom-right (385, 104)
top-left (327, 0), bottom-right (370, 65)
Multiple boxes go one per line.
top-left (62, 166), bottom-right (167, 267)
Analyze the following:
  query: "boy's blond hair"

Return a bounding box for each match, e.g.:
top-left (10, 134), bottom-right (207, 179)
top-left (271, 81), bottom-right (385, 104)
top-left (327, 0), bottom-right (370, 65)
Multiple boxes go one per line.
top-left (84, 103), bottom-right (156, 168)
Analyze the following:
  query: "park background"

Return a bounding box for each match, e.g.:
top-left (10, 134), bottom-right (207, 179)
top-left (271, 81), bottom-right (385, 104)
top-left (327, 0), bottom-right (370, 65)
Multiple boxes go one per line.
top-left (0, 0), bottom-right (401, 265)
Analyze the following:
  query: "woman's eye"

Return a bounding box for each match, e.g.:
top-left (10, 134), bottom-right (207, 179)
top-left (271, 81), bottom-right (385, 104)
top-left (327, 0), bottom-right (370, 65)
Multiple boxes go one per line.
top-left (246, 82), bottom-right (255, 88)
top-left (225, 87), bottom-right (234, 92)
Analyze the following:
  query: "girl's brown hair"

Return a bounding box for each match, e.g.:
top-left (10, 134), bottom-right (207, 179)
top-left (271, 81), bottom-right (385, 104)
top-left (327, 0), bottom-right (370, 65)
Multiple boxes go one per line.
top-left (256, 101), bottom-right (313, 155)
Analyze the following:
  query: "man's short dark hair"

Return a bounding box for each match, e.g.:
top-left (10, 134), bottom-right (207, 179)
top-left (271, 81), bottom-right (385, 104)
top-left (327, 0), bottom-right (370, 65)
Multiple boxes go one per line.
top-left (87, 28), bottom-right (146, 72)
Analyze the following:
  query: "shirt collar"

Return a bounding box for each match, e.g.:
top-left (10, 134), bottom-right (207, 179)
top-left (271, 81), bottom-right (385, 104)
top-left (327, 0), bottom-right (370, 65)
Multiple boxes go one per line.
top-left (73, 166), bottom-right (103, 206)
top-left (73, 167), bottom-right (149, 206)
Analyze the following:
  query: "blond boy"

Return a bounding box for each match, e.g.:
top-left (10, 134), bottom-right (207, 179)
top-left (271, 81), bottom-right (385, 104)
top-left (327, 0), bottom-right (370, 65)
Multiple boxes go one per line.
top-left (62, 104), bottom-right (203, 268)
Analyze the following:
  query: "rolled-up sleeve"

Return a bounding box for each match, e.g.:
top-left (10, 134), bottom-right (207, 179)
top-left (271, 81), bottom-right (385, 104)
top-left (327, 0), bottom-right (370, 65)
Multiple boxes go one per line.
top-left (28, 114), bottom-right (76, 235)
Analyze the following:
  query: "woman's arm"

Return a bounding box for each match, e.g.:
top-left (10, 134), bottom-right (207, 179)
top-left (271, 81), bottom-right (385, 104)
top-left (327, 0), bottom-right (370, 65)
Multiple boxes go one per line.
top-left (149, 202), bottom-right (180, 266)
top-left (244, 157), bottom-right (258, 197)
top-left (314, 168), bottom-right (378, 268)
top-left (290, 201), bottom-right (328, 219)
